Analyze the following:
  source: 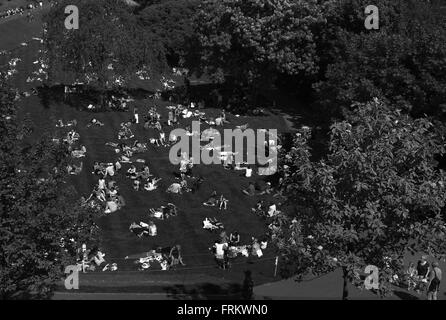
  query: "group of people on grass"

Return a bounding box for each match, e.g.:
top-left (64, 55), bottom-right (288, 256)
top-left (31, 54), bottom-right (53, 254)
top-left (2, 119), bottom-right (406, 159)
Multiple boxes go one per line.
top-left (58, 80), bottom-right (283, 272)
top-left (405, 256), bottom-right (442, 300)
top-left (210, 231), bottom-right (268, 270)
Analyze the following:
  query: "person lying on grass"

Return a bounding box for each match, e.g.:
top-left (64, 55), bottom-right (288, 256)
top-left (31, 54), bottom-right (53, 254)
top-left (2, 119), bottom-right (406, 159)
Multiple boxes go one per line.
top-left (149, 203), bottom-right (178, 220)
top-left (203, 191), bottom-right (218, 206)
top-left (144, 177), bottom-right (161, 191)
top-left (67, 162), bottom-right (83, 175)
top-left (104, 197), bottom-right (119, 214)
top-left (71, 145), bottom-right (86, 158)
top-left (167, 180), bottom-right (189, 194)
top-left (56, 119), bottom-right (77, 128)
top-left (202, 217), bottom-right (224, 230)
top-left (86, 118), bottom-right (104, 127)
top-left (129, 221), bottom-right (157, 237)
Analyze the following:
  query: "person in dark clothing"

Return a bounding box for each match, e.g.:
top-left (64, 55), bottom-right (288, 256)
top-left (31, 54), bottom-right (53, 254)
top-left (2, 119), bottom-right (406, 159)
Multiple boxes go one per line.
top-left (427, 261), bottom-right (442, 300)
top-left (417, 256), bottom-right (430, 279)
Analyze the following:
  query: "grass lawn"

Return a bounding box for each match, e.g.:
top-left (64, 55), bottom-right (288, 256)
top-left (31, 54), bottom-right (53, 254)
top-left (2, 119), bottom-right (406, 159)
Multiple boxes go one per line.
top-left (6, 31), bottom-right (294, 293)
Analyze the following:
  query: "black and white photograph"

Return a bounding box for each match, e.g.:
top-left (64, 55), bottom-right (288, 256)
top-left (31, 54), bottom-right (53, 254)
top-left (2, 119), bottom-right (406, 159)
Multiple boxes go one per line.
top-left (1, 0), bottom-right (446, 306)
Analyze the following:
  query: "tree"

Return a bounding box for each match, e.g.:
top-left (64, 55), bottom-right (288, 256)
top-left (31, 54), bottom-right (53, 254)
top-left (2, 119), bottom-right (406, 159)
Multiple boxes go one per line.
top-left (137, 0), bottom-right (200, 67)
top-left (274, 98), bottom-right (446, 299)
top-left (315, 0), bottom-right (446, 118)
top-left (43, 0), bottom-right (167, 104)
top-left (0, 78), bottom-right (100, 299)
top-left (193, 0), bottom-right (327, 100)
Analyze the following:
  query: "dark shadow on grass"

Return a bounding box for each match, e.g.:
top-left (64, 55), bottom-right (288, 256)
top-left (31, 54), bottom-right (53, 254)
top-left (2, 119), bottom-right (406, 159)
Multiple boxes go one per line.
top-left (393, 290), bottom-right (420, 300)
top-left (163, 283), bottom-right (243, 300)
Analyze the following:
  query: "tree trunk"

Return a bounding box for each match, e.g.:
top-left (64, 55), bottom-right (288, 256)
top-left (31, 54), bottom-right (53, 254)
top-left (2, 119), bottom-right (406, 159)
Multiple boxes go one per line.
top-left (342, 267), bottom-right (349, 300)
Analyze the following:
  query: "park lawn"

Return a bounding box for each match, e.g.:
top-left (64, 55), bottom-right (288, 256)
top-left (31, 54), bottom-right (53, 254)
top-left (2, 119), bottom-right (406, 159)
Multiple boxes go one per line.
top-left (10, 36), bottom-right (293, 290)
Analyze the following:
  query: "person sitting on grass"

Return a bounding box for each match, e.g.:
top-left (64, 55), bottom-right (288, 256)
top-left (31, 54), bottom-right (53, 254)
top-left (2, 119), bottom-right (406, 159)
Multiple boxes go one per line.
top-left (164, 203), bottom-right (178, 218)
top-left (242, 182), bottom-right (256, 196)
top-left (169, 245), bottom-right (186, 268)
top-left (104, 197), bottom-right (119, 214)
top-left (191, 176), bottom-right (204, 193)
top-left (203, 191), bottom-right (218, 206)
top-left (133, 178), bottom-right (141, 191)
top-left (93, 161), bottom-right (104, 175)
top-left (167, 182), bottom-right (183, 194)
top-left (127, 165), bottom-right (137, 179)
top-left (219, 194), bottom-right (228, 210)
top-left (258, 182), bottom-right (273, 195)
top-left (129, 221), bottom-right (149, 238)
top-left (104, 163), bottom-right (115, 177)
top-left (137, 165), bottom-right (151, 180)
top-left (251, 237), bottom-right (263, 258)
top-left (229, 231), bottom-right (240, 246)
top-left (251, 200), bottom-right (265, 215)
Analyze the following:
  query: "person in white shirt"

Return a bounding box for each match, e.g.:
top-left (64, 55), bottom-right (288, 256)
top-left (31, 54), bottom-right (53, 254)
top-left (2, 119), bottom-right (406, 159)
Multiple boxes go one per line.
top-left (245, 166), bottom-right (253, 178)
top-left (105, 200), bottom-right (118, 214)
top-left (104, 164), bottom-right (115, 177)
top-left (214, 241), bottom-right (227, 260)
top-left (148, 221), bottom-right (157, 236)
top-left (267, 203), bottom-right (277, 217)
top-left (114, 161), bottom-right (122, 172)
top-left (98, 178), bottom-right (106, 190)
top-left (213, 240), bottom-right (229, 269)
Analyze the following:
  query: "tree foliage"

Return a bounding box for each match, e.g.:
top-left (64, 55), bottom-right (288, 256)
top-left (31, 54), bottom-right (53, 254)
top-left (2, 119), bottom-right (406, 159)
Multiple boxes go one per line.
top-left (43, 0), bottom-right (167, 91)
top-left (193, 0), bottom-right (327, 89)
top-left (137, 0), bottom-right (200, 66)
top-left (274, 98), bottom-right (446, 297)
top-left (0, 79), bottom-right (100, 299)
top-left (315, 0), bottom-right (446, 118)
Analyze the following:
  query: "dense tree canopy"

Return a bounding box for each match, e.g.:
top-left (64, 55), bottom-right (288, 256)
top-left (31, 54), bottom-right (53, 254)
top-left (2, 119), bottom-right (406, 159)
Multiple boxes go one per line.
top-left (274, 98), bottom-right (446, 298)
top-left (315, 1), bottom-right (446, 118)
top-left (0, 79), bottom-right (100, 299)
top-left (193, 0), bottom-right (327, 92)
top-left (137, 0), bottom-right (200, 66)
top-left (43, 0), bottom-right (167, 93)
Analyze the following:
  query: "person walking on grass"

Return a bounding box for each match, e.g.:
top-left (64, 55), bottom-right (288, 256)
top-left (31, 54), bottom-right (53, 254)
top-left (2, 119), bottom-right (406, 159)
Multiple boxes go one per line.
top-left (427, 261), bottom-right (442, 300)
